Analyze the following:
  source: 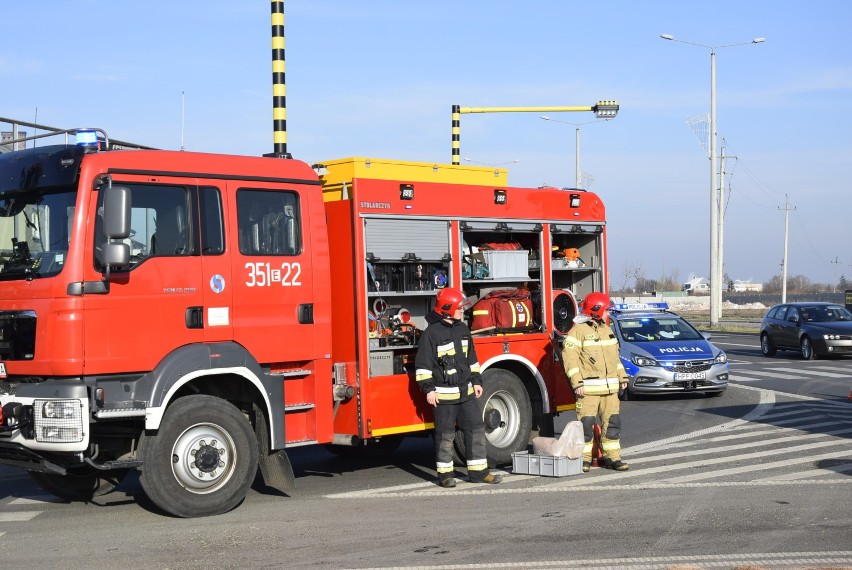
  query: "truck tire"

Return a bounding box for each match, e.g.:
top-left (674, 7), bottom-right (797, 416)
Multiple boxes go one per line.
top-left (29, 467), bottom-right (127, 501)
top-left (454, 369), bottom-right (532, 467)
top-left (139, 395), bottom-right (258, 518)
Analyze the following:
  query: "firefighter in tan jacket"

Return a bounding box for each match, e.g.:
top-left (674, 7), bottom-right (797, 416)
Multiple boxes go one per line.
top-left (561, 292), bottom-right (630, 472)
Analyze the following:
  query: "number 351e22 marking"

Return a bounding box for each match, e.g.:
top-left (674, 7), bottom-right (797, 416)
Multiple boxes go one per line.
top-left (245, 262), bottom-right (302, 287)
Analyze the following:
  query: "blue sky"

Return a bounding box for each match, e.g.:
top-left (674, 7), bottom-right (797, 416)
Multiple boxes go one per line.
top-left (3, 1), bottom-right (851, 288)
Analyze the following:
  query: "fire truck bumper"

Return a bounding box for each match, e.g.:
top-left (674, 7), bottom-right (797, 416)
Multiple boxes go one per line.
top-left (0, 441), bottom-right (67, 474)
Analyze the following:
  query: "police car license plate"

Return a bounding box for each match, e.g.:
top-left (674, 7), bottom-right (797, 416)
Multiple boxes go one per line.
top-left (674, 372), bottom-right (705, 380)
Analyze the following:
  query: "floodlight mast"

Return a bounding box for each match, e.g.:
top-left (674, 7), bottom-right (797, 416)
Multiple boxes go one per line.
top-left (450, 101), bottom-right (619, 166)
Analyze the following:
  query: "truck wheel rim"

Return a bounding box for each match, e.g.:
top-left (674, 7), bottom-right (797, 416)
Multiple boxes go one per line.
top-left (171, 423), bottom-right (237, 493)
top-left (483, 390), bottom-right (520, 447)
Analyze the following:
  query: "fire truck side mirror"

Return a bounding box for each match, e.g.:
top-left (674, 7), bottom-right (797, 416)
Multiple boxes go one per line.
top-left (100, 185), bottom-right (132, 271)
top-left (100, 242), bottom-right (130, 268)
top-left (103, 185), bottom-right (131, 239)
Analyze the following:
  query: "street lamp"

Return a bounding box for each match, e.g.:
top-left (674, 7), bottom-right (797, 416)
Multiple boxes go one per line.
top-left (660, 33), bottom-right (765, 326)
top-left (540, 116), bottom-right (610, 189)
top-left (451, 101), bottom-right (618, 165)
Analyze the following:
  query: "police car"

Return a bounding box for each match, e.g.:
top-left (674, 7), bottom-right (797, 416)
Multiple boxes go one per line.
top-left (609, 302), bottom-right (729, 399)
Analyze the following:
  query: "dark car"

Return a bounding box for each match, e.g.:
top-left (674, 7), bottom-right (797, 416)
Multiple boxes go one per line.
top-left (759, 302), bottom-right (852, 359)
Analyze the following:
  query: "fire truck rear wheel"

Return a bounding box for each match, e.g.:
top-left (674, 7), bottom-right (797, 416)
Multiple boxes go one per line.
top-left (454, 369), bottom-right (532, 467)
top-left (29, 467), bottom-right (128, 501)
top-left (139, 395), bottom-right (258, 518)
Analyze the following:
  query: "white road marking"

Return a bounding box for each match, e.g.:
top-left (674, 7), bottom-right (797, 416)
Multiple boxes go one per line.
top-left (329, 384), bottom-right (852, 499)
top-left (664, 449), bottom-right (850, 483)
top-left (758, 462), bottom-right (852, 481)
top-left (0, 512), bottom-right (41, 522)
top-left (9, 496), bottom-right (64, 505)
top-left (767, 366), bottom-right (851, 378)
top-left (350, 550), bottom-right (852, 569)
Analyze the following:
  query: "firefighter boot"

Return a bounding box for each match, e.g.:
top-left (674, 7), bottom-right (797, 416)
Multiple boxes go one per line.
top-left (601, 458), bottom-right (630, 471)
top-left (439, 476), bottom-right (457, 488)
top-left (478, 472), bottom-right (503, 484)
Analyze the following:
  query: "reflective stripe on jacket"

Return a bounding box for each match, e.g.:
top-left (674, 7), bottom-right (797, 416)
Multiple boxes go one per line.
top-left (561, 319), bottom-right (627, 394)
top-left (415, 311), bottom-right (482, 404)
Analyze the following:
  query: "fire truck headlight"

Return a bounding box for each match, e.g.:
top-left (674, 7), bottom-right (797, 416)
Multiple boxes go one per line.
top-left (33, 400), bottom-right (84, 443)
top-left (40, 400), bottom-right (79, 419)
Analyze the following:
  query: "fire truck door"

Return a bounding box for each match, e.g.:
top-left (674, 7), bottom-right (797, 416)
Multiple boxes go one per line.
top-left (197, 186), bottom-right (233, 343)
top-left (82, 184), bottom-right (206, 375)
top-left (229, 184), bottom-right (318, 363)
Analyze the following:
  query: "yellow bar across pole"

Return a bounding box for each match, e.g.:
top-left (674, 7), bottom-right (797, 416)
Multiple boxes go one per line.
top-left (450, 101), bottom-right (618, 164)
top-left (460, 106), bottom-right (593, 114)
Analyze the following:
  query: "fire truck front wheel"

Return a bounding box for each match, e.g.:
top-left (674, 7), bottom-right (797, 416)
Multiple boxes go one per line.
top-left (139, 395), bottom-right (258, 518)
top-left (454, 369), bottom-right (532, 467)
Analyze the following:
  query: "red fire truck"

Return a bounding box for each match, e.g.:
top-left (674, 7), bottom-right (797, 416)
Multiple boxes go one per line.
top-left (0, 131), bottom-right (608, 517)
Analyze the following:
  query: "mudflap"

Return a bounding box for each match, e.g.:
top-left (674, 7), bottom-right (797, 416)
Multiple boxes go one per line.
top-left (253, 403), bottom-right (296, 495)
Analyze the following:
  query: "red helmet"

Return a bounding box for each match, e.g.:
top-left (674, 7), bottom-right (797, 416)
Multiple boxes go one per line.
top-left (581, 292), bottom-right (612, 321)
top-left (435, 287), bottom-right (470, 317)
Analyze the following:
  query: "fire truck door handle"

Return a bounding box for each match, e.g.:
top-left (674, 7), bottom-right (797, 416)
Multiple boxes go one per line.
top-left (185, 306), bottom-right (204, 329)
top-left (298, 304), bottom-right (314, 324)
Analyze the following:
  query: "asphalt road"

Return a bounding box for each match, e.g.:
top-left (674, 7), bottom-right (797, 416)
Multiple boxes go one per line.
top-left (1, 332), bottom-right (850, 570)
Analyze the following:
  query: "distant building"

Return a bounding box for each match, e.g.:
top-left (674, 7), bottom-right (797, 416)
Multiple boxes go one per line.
top-left (731, 280), bottom-right (763, 293)
top-left (682, 277), bottom-right (709, 295)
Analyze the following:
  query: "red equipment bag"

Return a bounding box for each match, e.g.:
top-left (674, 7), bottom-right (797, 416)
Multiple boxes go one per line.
top-left (470, 289), bottom-right (536, 333)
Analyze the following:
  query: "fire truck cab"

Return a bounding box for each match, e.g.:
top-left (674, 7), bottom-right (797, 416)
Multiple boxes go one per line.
top-left (0, 131), bottom-right (608, 517)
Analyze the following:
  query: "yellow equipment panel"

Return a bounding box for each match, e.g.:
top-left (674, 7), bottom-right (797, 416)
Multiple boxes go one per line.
top-left (316, 157), bottom-right (509, 201)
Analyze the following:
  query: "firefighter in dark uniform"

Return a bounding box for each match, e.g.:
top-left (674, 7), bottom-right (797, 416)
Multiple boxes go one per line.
top-left (561, 292), bottom-right (630, 472)
top-left (415, 287), bottom-right (503, 488)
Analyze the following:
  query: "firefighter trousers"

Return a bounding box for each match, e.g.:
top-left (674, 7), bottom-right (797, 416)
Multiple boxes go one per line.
top-left (433, 397), bottom-right (490, 483)
top-left (575, 392), bottom-right (622, 462)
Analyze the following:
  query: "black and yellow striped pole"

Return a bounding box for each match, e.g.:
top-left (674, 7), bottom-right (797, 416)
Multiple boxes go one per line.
top-left (270, 1), bottom-right (290, 158)
top-left (450, 101), bottom-right (619, 165)
top-left (451, 104), bottom-right (461, 165)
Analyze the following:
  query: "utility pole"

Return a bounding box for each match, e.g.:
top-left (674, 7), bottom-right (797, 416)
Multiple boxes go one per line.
top-left (779, 194), bottom-right (796, 303)
top-left (831, 256), bottom-right (841, 292)
top-left (718, 139), bottom-right (736, 312)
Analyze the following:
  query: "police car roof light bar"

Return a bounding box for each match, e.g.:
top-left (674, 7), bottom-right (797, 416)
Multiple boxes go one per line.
top-left (610, 302), bottom-right (670, 313)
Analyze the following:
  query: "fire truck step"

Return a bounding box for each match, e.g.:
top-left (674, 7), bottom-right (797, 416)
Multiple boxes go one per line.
top-left (285, 439), bottom-right (319, 448)
top-left (285, 403), bottom-right (315, 412)
top-left (268, 369), bottom-right (312, 377)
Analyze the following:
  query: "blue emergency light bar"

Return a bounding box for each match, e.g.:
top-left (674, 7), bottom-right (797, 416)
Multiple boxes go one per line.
top-left (75, 130), bottom-right (98, 146)
top-left (610, 302), bottom-right (670, 313)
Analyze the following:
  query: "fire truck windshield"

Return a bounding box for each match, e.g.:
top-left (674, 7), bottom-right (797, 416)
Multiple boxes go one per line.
top-left (0, 144), bottom-right (85, 280)
top-left (0, 188), bottom-right (76, 280)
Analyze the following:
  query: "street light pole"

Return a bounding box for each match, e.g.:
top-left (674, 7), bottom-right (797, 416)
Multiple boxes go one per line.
top-left (660, 34), bottom-right (764, 327)
top-left (540, 116), bottom-right (610, 189)
top-left (575, 125), bottom-right (581, 188)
